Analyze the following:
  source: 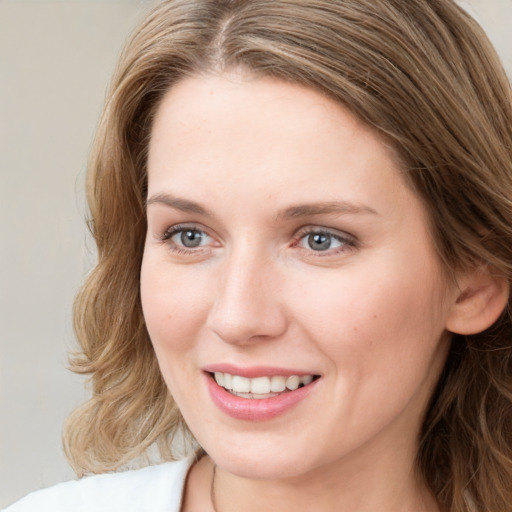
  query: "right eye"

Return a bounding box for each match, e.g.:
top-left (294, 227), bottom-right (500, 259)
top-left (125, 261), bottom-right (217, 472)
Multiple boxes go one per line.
top-left (160, 224), bottom-right (216, 254)
top-left (172, 228), bottom-right (209, 248)
top-left (292, 226), bottom-right (357, 258)
top-left (299, 231), bottom-right (345, 252)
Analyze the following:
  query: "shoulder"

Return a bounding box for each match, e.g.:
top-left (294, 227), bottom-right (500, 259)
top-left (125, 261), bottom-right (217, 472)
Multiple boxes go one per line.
top-left (3, 458), bottom-right (193, 512)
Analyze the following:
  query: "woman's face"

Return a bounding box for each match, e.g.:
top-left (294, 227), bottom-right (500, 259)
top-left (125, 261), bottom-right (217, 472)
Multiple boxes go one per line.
top-left (141, 72), bottom-right (456, 480)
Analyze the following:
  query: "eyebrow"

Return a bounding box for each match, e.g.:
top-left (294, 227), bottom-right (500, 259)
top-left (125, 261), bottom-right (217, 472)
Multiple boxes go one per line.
top-left (146, 193), bottom-right (378, 220)
top-left (146, 193), bottom-right (212, 216)
top-left (276, 201), bottom-right (379, 220)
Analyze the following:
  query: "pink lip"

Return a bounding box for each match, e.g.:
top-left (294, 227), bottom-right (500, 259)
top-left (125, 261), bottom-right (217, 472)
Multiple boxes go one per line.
top-left (202, 363), bottom-right (315, 378)
top-left (204, 372), bottom-right (319, 421)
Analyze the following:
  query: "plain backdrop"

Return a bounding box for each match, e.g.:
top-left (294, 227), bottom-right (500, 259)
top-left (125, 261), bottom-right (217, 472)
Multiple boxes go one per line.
top-left (0, 0), bottom-right (510, 507)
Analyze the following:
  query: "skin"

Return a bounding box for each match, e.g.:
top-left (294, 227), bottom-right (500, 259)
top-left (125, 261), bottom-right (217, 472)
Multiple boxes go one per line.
top-left (140, 71), bottom-right (460, 512)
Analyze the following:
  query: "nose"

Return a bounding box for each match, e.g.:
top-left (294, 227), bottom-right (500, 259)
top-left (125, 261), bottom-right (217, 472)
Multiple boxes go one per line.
top-left (206, 250), bottom-right (288, 345)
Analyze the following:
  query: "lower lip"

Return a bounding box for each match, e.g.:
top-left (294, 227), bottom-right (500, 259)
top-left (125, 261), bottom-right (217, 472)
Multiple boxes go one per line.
top-left (205, 374), bottom-right (318, 421)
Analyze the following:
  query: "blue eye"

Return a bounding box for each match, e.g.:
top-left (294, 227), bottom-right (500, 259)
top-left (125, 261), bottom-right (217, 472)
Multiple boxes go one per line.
top-left (160, 225), bottom-right (214, 252)
top-left (173, 228), bottom-right (208, 248)
top-left (297, 229), bottom-right (352, 253)
top-left (306, 232), bottom-right (337, 251)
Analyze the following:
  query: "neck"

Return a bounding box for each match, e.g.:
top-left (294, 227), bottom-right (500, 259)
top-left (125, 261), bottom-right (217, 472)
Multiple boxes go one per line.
top-left (210, 447), bottom-right (440, 512)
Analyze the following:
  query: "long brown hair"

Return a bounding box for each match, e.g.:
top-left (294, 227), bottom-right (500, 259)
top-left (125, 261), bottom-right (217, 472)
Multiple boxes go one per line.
top-left (64, 1), bottom-right (512, 510)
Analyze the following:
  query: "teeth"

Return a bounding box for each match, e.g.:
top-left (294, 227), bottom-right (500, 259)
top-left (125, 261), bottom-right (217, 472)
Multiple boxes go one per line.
top-left (213, 372), bottom-right (316, 396)
top-left (286, 375), bottom-right (300, 391)
top-left (301, 375), bottom-right (313, 386)
top-left (214, 372), bottom-right (224, 387)
top-left (251, 376), bottom-right (270, 394)
top-left (270, 376), bottom-right (286, 392)
top-left (232, 391), bottom-right (279, 400)
top-left (232, 375), bottom-right (251, 393)
top-left (223, 373), bottom-right (233, 390)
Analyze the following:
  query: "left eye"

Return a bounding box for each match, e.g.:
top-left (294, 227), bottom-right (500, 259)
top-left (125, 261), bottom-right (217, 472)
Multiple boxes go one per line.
top-left (298, 231), bottom-right (346, 252)
top-left (171, 228), bottom-right (211, 248)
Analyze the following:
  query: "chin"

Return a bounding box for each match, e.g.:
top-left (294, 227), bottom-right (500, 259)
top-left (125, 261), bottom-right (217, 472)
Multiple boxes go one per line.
top-left (213, 450), bottom-right (310, 481)
top-left (195, 429), bottom-right (321, 481)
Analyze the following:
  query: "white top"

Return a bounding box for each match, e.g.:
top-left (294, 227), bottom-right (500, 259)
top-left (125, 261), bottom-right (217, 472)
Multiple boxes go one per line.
top-left (3, 457), bottom-right (193, 512)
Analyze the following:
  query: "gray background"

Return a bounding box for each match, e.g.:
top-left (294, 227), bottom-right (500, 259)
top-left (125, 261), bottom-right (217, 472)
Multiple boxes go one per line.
top-left (1, 0), bottom-right (510, 507)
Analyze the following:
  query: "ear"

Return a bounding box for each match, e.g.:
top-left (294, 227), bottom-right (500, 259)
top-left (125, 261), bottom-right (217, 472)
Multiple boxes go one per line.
top-left (446, 266), bottom-right (509, 335)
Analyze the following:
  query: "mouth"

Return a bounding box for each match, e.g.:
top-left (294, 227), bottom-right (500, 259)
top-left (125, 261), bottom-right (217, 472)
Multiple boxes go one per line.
top-left (209, 372), bottom-right (320, 399)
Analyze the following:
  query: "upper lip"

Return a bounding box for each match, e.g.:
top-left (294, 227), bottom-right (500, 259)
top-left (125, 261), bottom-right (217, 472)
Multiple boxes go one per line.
top-left (202, 363), bottom-right (319, 378)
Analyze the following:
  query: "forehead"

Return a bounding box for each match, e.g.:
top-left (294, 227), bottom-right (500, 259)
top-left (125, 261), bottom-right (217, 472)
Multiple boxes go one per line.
top-left (147, 72), bottom-right (414, 222)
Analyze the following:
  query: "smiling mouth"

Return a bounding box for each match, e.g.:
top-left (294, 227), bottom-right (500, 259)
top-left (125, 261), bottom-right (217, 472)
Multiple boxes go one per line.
top-left (210, 372), bottom-right (320, 399)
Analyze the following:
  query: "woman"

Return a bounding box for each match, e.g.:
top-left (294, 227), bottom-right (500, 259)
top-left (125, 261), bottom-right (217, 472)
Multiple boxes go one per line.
top-left (5, 0), bottom-right (512, 511)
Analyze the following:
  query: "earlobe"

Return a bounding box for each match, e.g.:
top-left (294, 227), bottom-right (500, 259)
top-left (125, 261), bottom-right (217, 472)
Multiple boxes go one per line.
top-left (446, 267), bottom-right (510, 335)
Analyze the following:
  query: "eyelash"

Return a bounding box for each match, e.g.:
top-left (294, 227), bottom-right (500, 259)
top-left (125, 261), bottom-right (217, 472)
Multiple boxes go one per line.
top-left (157, 224), bottom-right (357, 257)
top-left (292, 227), bottom-right (357, 256)
top-left (158, 224), bottom-right (213, 255)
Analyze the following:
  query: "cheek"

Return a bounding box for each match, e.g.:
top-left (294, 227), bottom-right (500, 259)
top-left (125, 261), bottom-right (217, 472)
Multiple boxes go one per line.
top-left (288, 256), bottom-right (448, 381)
top-left (140, 254), bottom-right (212, 356)
top-left (285, 264), bottom-right (450, 443)
top-left (140, 255), bottom-right (216, 415)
